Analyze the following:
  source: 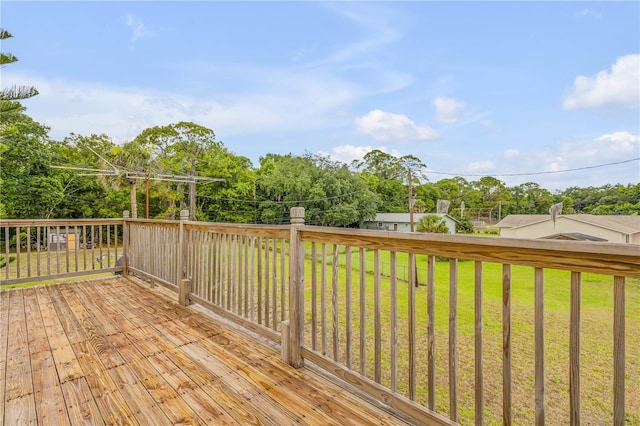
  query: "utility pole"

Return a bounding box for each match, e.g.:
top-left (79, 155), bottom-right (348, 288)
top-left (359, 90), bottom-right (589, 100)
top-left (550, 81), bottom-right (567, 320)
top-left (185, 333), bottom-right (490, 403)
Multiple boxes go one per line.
top-left (145, 172), bottom-right (150, 219)
top-left (189, 161), bottom-right (197, 221)
top-left (408, 168), bottom-right (415, 232)
top-left (52, 145), bottom-right (225, 222)
top-left (128, 179), bottom-right (138, 218)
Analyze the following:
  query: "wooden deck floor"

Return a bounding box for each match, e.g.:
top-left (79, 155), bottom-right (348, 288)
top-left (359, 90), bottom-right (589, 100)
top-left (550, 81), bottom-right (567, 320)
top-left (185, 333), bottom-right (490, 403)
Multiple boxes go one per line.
top-left (0, 277), bottom-right (410, 425)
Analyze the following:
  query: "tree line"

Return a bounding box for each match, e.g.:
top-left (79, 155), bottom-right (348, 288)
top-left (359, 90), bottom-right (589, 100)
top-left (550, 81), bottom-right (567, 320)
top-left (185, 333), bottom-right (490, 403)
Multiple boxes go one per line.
top-left (1, 28), bottom-right (638, 228)
top-left (1, 106), bottom-right (638, 227)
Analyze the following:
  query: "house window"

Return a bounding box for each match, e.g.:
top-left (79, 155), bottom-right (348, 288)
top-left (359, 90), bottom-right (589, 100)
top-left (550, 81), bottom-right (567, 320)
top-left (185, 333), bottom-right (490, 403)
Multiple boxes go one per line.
top-left (377, 222), bottom-right (383, 228)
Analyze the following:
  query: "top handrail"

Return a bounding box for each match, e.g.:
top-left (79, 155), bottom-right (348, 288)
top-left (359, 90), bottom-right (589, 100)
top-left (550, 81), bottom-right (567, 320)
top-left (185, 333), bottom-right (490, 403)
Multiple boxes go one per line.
top-left (299, 226), bottom-right (640, 277)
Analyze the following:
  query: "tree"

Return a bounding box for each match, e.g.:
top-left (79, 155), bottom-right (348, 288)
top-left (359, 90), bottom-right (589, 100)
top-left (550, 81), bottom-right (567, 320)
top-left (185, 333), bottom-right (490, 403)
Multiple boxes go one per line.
top-left (0, 106), bottom-right (63, 218)
top-left (1, 29), bottom-right (38, 112)
top-left (416, 214), bottom-right (449, 233)
top-left (354, 150), bottom-right (427, 213)
top-left (510, 182), bottom-right (553, 214)
top-left (255, 153), bottom-right (378, 227)
top-left (51, 133), bottom-right (129, 218)
top-left (130, 122), bottom-right (223, 219)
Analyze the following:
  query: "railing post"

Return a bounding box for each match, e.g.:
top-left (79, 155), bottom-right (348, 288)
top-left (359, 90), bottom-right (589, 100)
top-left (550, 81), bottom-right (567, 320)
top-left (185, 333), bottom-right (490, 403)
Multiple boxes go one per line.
top-left (122, 211), bottom-right (129, 277)
top-left (286, 207), bottom-right (305, 367)
top-left (177, 209), bottom-right (191, 305)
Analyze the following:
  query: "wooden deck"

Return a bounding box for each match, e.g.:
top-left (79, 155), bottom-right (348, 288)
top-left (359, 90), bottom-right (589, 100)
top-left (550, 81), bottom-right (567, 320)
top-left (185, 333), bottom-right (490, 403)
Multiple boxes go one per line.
top-left (0, 277), bottom-right (410, 425)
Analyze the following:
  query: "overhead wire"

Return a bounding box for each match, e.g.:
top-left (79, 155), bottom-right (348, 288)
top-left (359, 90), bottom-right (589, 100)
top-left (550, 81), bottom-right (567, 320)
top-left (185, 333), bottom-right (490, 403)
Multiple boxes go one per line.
top-left (426, 157), bottom-right (640, 177)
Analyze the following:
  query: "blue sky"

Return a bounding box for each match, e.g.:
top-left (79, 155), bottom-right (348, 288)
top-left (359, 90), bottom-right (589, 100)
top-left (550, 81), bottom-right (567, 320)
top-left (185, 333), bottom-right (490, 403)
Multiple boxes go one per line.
top-left (2, 1), bottom-right (639, 190)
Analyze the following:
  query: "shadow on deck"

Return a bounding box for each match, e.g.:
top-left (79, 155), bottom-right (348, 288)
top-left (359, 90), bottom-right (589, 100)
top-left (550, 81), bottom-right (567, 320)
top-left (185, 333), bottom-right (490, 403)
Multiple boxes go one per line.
top-left (1, 277), bottom-right (410, 425)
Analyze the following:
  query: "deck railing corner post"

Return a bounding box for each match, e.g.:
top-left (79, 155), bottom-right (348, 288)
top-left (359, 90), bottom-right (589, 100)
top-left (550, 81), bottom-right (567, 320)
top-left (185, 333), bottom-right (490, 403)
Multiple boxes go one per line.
top-left (177, 209), bottom-right (190, 302)
top-left (288, 207), bottom-right (305, 367)
top-left (122, 210), bottom-right (130, 277)
top-left (179, 278), bottom-right (192, 306)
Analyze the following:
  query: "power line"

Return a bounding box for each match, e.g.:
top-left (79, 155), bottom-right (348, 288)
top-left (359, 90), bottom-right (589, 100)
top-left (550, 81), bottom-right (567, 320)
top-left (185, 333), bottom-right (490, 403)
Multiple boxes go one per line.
top-left (426, 157), bottom-right (640, 178)
top-left (190, 188), bottom-right (368, 205)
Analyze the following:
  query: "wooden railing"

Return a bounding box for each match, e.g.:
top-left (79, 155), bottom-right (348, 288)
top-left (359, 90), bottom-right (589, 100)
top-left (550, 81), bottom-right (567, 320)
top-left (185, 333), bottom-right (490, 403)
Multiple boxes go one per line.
top-left (122, 209), bottom-right (638, 425)
top-left (123, 210), bottom-right (293, 344)
top-left (295, 225), bottom-right (638, 425)
top-left (3, 209), bottom-right (638, 425)
top-left (0, 218), bottom-right (125, 285)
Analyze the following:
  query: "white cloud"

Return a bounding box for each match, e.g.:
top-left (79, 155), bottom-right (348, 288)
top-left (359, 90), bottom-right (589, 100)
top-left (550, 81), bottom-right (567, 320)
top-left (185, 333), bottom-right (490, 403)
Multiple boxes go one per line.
top-left (504, 149), bottom-right (519, 159)
top-left (481, 119), bottom-right (499, 131)
top-left (575, 8), bottom-right (601, 19)
top-left (433, 97), bottom-right (465, 124)
top-left (486, 131), bottom-right (640, 189)
top-left (354, 109), bottom-right (438, 142)
top-left (595, 131), bottom-right (640, 154)
top-left (318, 144), bottom-right (402, 164)
top-left (309, 3), bottom-right (400, 68)
top-left (527, 132), bottom-right (639, 171)
top-left (326, 144), bottom-right (374, 164)
top-left (125, 14), bottom-right (153, 45)
top-left (563, 54), bottom-right (640, 110)
top-left (4, 71), bottom-right (357, 143)
top-left (467, 161), bottom-right (496, 173)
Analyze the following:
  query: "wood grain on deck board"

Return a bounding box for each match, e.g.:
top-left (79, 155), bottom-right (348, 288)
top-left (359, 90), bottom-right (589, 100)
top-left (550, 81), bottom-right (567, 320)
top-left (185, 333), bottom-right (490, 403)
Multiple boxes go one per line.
top-left (1, 277), bottom-right (410, 425)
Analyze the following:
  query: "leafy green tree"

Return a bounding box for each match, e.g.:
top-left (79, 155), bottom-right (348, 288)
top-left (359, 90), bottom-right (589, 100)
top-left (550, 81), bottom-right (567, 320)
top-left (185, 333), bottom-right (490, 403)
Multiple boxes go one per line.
top-left (51, 133), bottom-right (129, 218)
top-left (199, 150), bottom-right (256, 223)
top-left (129, 122), bottom-right (223, 219)
top-left (0, 106), bottom-right (63, 218)
top-left (416, 214), bottom-right (449, 233)
top-left (353, 150), bottom-right (426, 213)
top-left (509, 182), bottom-right (553, 214)
top-left (474, 176), bottom-right (511, 217)
top-left (558, 184), bottom-right (639, 214)
top-left (256, 153), bottom-right (377, 226)
top-left (1, 29), bottom-right (38, 112)
top-left (453, 215), bottom-right (474, 234)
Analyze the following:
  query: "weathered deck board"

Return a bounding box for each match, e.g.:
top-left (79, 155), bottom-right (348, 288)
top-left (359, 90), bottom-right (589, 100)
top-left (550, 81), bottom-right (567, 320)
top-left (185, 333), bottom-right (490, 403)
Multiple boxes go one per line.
top-left (0, 289), bottom-right (10, 422)
top-left (1, 277), bottom-right (410, 425)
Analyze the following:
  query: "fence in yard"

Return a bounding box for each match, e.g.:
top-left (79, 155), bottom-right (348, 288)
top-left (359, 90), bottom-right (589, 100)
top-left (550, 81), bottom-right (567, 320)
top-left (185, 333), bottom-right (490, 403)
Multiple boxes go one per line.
top-left (0, 218), bottom-right (124, 285)
top-left (2, 209), bottom-right (637, 425)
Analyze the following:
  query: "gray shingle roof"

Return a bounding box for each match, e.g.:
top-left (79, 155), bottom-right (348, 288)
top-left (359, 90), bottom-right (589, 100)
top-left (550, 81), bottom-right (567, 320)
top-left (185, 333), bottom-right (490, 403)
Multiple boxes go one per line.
top-left (496, 214), bottom-right (640, 234)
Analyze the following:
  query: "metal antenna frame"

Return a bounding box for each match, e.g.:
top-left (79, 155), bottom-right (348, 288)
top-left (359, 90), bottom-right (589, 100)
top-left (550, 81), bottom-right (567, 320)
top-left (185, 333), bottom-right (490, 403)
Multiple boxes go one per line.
top-left (51, 146), bottom-right (226, 218)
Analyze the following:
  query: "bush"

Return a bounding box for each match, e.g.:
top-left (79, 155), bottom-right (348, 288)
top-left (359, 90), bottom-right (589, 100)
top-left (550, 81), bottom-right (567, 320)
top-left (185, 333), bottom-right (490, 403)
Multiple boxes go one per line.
top-left (0, 255), bottom-right (16, 269)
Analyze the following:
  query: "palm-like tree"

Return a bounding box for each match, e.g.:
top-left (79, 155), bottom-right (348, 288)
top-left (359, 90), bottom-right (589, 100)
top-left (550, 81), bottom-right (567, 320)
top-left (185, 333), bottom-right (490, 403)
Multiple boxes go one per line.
top-left (1, 29), bottom-right (38, 112)
top-left (416, 214), bottom-right (449, 234)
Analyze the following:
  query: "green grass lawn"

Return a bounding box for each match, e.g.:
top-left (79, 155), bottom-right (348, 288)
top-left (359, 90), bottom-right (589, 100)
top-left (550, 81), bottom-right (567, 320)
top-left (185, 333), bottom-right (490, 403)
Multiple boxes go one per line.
top-left (301, 244), bottom-right (639, 425)
top-left (3, 238), bottom-right (637, 424)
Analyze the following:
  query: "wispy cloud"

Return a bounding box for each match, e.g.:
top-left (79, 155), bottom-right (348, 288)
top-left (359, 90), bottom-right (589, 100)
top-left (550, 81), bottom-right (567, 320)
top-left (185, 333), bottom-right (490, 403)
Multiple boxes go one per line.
top-left (3, 71), bottom-right (357, 143)
top-left (308, 3), bottom-right (401, 68)
top-left (468, 161), bottom-right (496, 173)
top-left (354, 109), bottom-right (438, 142)
top-left (318, 144), bottom-right (402, 165)
top-left (575, 8), bottom-right (601, 19)
top-left (125, 13), bottom-right (153, 47)
top-left (468, 131), bottom-right (640, 188)
top-left (563, 54), bottom-right (640, 110)
top-left (433, 97), bottom-right (465, 124)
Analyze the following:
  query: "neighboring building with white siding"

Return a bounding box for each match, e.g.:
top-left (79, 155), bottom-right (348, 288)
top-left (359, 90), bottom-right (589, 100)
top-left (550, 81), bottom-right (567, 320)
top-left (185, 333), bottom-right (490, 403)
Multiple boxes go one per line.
top-left (495, 214), bottom-right (640, 244)
top-left (362, 213), bottom-right (458, 234)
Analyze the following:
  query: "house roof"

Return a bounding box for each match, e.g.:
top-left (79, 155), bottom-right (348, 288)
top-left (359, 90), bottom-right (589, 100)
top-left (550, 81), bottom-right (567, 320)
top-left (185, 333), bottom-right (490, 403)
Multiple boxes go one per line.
top-left (540, 232), bottom-right (608, 242)
top-left (496, 214), bottom-right (640, 235)
top-left (368, 213), bottom-right (459, 223)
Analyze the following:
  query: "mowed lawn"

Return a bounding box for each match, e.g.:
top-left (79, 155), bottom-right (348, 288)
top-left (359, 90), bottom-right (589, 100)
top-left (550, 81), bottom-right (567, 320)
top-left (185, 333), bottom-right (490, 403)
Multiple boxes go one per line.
top-left (302, 246), bottom-right (640, 425)
top-left (3, 240), bottom-right (637, 424)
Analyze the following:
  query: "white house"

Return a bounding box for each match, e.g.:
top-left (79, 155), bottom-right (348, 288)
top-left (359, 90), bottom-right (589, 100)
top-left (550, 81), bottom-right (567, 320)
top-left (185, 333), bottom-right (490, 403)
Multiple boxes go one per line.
top-left (495, 214), bottom-right (640, 244)
top-left (362, 213), bottom-right (458, 234)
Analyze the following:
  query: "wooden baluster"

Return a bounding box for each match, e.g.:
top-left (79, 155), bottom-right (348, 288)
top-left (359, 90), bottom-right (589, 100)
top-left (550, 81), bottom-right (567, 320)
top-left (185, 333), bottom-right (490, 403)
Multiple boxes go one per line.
top-left (475, 261), bottom-right (484, 426)
top-left (535, 267), bottom-right (545, 426)
top-left (613, 275), bottom-right (625, 426)
top-left (570, 271), bottom-right (581, 426)
top-left (503, 264), bottom-right (512, 426)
